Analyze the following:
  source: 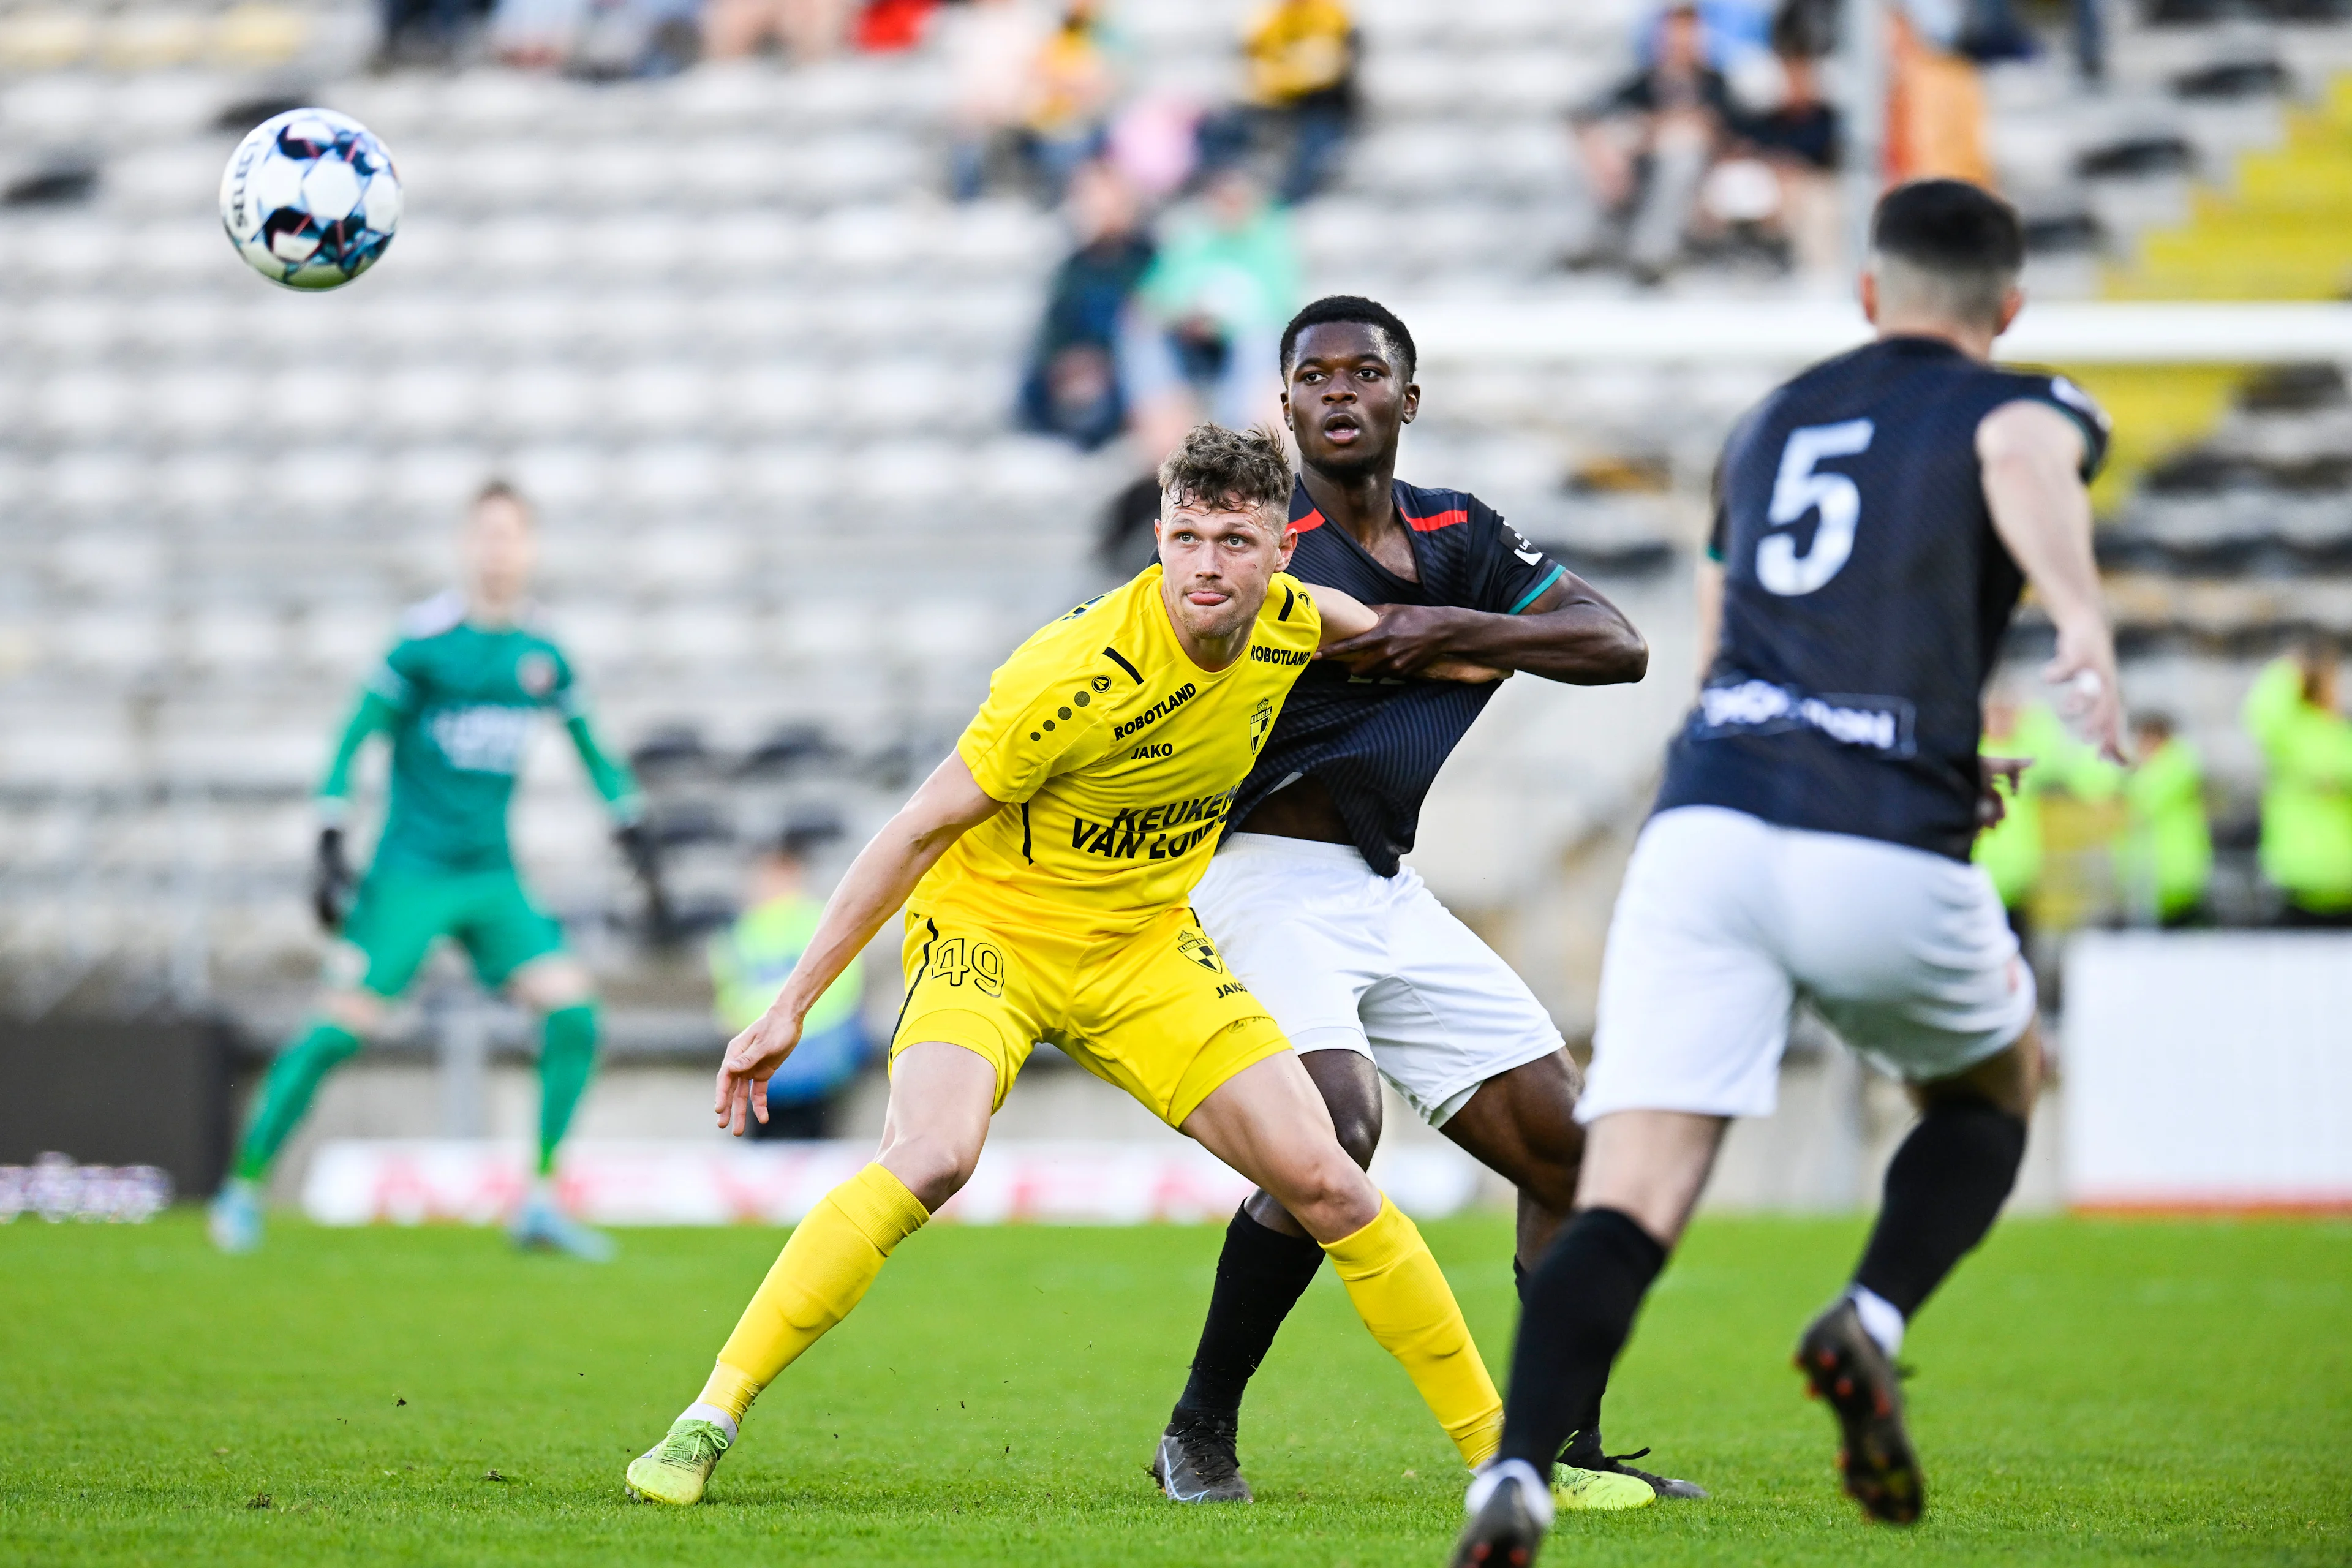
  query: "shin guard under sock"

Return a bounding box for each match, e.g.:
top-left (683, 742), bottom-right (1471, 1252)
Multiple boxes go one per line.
top-left (1324, 1197), bottom-right (1504, 1466)
top-left (1515, 1248), bottom-right (1606, 1462)
top-left (1174, 1204), bottom-right (1327, 1423)
top-left (1497, 1207), bottom-right (1665, 1470)
top-left (235, 1019), bottom-right (364, 1180)
top-left (703, 1163), bottom-right (929, 1421)
top-left (536, 1003), bottom-right (599, 1176)
top-left (1853, 1096), bottom-right (2029, 1318)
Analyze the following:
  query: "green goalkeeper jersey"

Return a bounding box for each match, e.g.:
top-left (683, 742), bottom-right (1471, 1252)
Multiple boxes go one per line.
top-left (320, 592), bottom-right (641, 875)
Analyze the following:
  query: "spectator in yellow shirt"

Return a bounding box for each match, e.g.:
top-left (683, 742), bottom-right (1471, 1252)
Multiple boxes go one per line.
top-left (1239, 0), bottom-right (1359, 203)
top-left (2244, 641), bottom-right (2352, 926)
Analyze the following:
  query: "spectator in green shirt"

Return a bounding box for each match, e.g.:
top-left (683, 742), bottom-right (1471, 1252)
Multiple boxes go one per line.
top-left (1974, 693), bottom-right (2070, 935)
top-left (2244, 640), bottom-right (2352, 925)
top-left (709, 823), bottom-right (871, 1139)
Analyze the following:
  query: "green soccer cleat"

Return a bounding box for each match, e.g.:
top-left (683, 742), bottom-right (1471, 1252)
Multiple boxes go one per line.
top-left (625, 1418), bottom-right (731, 1506)
top-left (207, 1178), bottom-right (263, 1254)
top-left (1551, 1462), bottom-right (1656, 1512)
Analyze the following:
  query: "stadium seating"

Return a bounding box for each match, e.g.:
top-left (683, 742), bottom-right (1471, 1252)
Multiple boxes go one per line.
top-left (1, 0), bottom-right (2348, 1034)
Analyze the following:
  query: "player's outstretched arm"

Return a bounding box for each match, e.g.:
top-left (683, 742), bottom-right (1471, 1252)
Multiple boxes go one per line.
top-left (311, 688), bottom-right (399, 930)
top-left (1302, 582), bottom-right (1515, 684)
top-left (1980, 400), bottom-right (2126, 763)
top-left (713, 753), bottom-right (1002, 1135)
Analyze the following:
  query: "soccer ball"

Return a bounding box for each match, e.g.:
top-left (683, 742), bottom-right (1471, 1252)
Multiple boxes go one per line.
top-left (218, 108), bottom-right (401, 290)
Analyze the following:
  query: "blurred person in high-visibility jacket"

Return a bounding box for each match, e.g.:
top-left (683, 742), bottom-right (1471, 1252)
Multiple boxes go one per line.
top-left (1973, 691), bottom-right (2072, 937)
top-left (2087, 712), bottom-right (2211, 926)
top-left (2244, 639), bottom-right (2352, 925)
top-left (1240, 0), bottom-right (1359, 203)
top-left (709, 823), bottom-right (870, 1139)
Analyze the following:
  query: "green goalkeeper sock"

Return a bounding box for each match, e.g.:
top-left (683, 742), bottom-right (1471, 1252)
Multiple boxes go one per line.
top-left (537, 1003), bottom-right (600, 1176)
top-left (235, 1019), bottom-right (364, 1181)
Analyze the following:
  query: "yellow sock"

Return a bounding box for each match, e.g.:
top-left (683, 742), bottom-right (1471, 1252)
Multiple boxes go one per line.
top-left (1322, 1196), bottom-right (1504, 1468)
top-left (696, 1163), bottom-right (930, 1422)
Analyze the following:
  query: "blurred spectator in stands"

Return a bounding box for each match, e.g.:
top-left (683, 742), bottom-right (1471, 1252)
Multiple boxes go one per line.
top-left (2108, 712), bottom-right (2213, 927)
top-left (1887, 0), bottom-right (1994, 187)
top-left (380, 0), bottom-right (492, 66)
top-left (709, 821), bottom-right (870, 1140)
top-left (856, 0), bottom-right (938, 50)
top-left (945, 0), bottom-right (1051, 200)
top-left (1107, 93), bottom-right (1203, 205)
top-left (2244, 641), bottom-right (2352, 927)
top-left (706, 0), bottom-right (852, 61)
top-left (538, 0), bottom-right (701, 75)
top-left (1569, 3), bottom-right (1734, 283)
top-left (1723, 7), bottom-right (1842, 280)
top-left (1228, 0), bottom-right (1361, 206)
top-left (1019, 1), bottom-right (1121, 203)
top-left (1020, 161), bottom-right (1155, 450)
top-left (1120, 164), bottom-right (1299, 433)
top-left (1977, 690), bottom-right (2063, 941)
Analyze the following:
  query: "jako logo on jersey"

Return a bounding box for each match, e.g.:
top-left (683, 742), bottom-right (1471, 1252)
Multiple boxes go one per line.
top-left (1248, 697), bottom-right (1272, 753)
top-left (1248, 645), bottom-right (1311, 666)
top-left (1130, 742), bottom-right (1174, 760)
top-left (514, 650), bottom-right (557, 696)
top-left (429, 704), bottom-right (535, 773)
top-left (1068, 786), bottom-right (1236, 861)
top-left (1178, 929), bottom-right (1223, 972)
top-left (1112, 682), bottom-right (1197, 740)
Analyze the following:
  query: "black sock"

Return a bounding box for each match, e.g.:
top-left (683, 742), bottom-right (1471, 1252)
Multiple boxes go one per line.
top-left (1853, 1097), bottom-right (2029, 1318)
top-left (1517, 1251), bottom-right (1604, 1460)
top-left (1172, 1204), bottom-right (1326, 1424)
top-left (1497, 1207), bottom-right (1665, 1469)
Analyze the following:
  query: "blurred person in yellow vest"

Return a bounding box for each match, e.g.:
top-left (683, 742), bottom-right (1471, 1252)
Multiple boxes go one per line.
top-left (1974, 690), bottom-right (2071, 938)
top-left (709, 821), bottom-right (870, 1138)
top-left (2071, 712), bottom-right (2212, 927)
top-left (2244, 639), bottom-right (2352, 926)
top-left (1240, 0), bottom-right (1359, 203)
top-left (1022, 0), bottom-right (1121, 202)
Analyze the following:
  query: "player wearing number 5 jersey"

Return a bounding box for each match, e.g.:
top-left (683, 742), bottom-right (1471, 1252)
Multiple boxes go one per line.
top-left (626, 425), bottom-right (1513, 1509)
top-left (1455, 181), bottom-right (2124, 1562)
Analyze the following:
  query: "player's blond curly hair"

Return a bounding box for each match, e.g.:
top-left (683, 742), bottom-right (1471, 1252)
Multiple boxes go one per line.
top-left (1158, 423), bottom-right (1292, 524)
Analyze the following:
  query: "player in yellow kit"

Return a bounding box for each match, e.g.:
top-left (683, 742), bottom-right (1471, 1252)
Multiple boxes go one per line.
top-left (625, 425), bottom-right (1509, 1506)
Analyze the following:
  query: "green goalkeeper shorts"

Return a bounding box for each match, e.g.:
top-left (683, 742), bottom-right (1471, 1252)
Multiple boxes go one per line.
top-left (333, 866), bottom-right (568, 998)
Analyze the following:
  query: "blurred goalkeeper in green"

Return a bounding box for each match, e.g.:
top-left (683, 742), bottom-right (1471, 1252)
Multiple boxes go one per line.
top-left (208, 481), bottom-right (663, 1260)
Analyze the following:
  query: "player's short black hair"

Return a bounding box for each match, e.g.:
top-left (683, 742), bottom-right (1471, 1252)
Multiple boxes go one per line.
top-left (473, 477), bottom-right (532, 516)
top-left (1158, 423), bottom-right (1292, 521)
top-left (1871, 179), bottom-right (2024, 301)
top-left (1280, 295), bottom-right (1418, 382)
top-left (1872, 179), bottom-right (2024, 273)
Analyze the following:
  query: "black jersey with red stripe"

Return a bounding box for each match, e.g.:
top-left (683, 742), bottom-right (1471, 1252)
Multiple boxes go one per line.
top-left (1228, 477), bottom-right (1569, 875)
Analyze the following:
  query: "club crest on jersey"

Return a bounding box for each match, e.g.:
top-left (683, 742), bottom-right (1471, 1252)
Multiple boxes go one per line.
top-left (514, 651), bottom-right (557, 697)
top-left (1091, 674), bottom-right (1113, 693)
top-left (1177, 929), bottom-right (1223, 973)
top-left (1248, 697), bottom-right (1272, 753)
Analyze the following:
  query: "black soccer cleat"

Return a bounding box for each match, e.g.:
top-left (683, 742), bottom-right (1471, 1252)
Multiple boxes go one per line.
top-left (1795, 1297), bottom-right (1924, 1525)
top-left (1450, 1460), bottom-right (1551, 1568)
top-left (1149, 1412), bottom-right (1253, 1502)
top-left (1562, 1431), bottom-right (1708, 1501)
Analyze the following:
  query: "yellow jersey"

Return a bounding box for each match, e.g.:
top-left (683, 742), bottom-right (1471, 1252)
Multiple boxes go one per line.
top-left (923, 564), bottom-right (1321, 940)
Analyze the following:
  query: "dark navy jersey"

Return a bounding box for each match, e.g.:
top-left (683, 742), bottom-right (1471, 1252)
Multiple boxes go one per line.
top-left (1229, 478), bottom-right (1570, 875)
top-left (1656, 336), bottom-right (2110, 862)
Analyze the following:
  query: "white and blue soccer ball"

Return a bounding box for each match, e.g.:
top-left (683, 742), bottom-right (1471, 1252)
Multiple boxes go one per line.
top-left (218, 108), bottom-right (401, 290)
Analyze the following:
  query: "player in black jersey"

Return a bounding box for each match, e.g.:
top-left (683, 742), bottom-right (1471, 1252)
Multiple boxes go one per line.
top-left (1144, 297), bottom-right (1694, 1510)
top-left (1453, 183), bottom-right (2125, 1562)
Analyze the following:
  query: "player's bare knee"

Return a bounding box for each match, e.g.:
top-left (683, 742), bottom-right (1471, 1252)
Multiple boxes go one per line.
top-left (1268, 1149), bottom-right (1379, 1240)
top-left (511, 957), bottom-right (595, 1013)
top-left (321, 989), bottom-right (385, 1037)
top-left (878, 1131), bottom-right (981, 1213)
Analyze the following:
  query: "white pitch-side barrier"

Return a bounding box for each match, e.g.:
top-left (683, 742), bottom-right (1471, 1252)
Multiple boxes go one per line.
top-left (2064, 932), bottom-right (2352, 1212)
top-left (301, 1137), bottom-right (1483, 1226)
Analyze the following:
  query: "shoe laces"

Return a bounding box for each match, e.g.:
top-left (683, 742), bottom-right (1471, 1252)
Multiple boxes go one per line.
top-left (660, 1420), bottom-right (731, 1466)
top-left (1168, 1414), bottom-right (1243, 1487)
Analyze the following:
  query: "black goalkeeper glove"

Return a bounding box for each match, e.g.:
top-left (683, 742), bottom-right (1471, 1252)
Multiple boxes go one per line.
top-left (614, 821), bottom-right (676, 945)
top-left (312, 827), bottom-right (356, 933)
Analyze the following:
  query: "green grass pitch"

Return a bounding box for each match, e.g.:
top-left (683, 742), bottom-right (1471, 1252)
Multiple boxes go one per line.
top-left (2, 1211), bottom-right (2345, 1565)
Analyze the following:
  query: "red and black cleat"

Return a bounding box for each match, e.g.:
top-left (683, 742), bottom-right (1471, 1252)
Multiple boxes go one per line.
top-left (1794, 1298), bottom-right (1924, 1525)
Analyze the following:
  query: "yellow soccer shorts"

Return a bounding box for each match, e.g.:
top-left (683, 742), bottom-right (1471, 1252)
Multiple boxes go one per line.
top-left (890, 899), bottom-right (1291, 1128)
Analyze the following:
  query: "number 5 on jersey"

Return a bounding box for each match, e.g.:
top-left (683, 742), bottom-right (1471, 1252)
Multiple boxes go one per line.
top-left (1759, 418), bottom-right (1874, 596)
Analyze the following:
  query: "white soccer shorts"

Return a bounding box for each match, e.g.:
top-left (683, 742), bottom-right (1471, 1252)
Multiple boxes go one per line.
top-left (1581, 805), bottom-right (2036, 1123)
top-left (1189, 832), bottom-right (1567, 1126)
